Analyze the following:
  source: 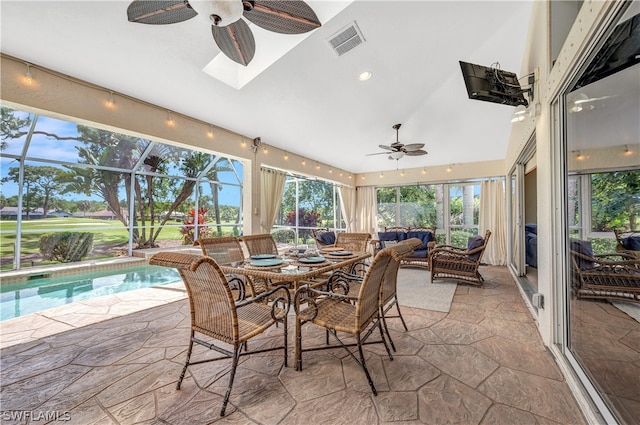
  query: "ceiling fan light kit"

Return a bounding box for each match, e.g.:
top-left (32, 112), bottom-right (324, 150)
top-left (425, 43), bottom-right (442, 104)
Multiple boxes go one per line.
top-left (365, 123), bottom-right (428, 161)
top-left (127, 0), bottom-right (321, 66)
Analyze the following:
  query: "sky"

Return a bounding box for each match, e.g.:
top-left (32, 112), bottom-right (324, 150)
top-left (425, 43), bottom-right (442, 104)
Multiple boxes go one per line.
top-left (1, 111), bottom-right (242, 208)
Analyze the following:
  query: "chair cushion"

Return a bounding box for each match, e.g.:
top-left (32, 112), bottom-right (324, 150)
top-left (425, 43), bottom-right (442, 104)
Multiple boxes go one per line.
top-left (378, 231), bottom-right (406, 242)
top-left (622, 236), bottom-right (640, 251)
top-left (407, 231), bottom-right (434, 250)
top-left (525, 223), bottom-right (537, 235)
top-left (467, 236), bottom-right (485, 261)
top-left (317, 231), bottom-right (336, 245)
top-left (570, 239), bottom-right (595, 270)
top-left (408, 248), bottom-right (428, 259)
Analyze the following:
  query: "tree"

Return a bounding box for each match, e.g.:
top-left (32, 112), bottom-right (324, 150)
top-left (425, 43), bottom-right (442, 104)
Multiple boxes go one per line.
top-left (57, 128), bottom-right (212, 248)
top-left (1, 107), bottom-right (31, 150)
top-left (285, 208), bottom-right (321, 242)
top-left (4, 165), bottom-right (64, 217)
top-left (591, 170), bottom-right (640, 231)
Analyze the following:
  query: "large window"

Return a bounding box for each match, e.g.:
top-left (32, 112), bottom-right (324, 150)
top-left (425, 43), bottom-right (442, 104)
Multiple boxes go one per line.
top-left (376, 182), bottom-right (481, 247)
top-left (561, 5), bottom-right (639, 423)
top-left (0, 107), bottom-right (243, 270)
top-left (274, 174), bottom-right (343, 247)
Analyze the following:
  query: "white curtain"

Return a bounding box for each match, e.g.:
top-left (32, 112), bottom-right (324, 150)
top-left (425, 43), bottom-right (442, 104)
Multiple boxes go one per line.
top-left (479, 179), bottom-right (507, 265)
top-left (338, 186), bottom-right (356, 231)
top-left (260, 168), bottom-right (287, 233)
top-left (355, 186), bottom-right (377, 236)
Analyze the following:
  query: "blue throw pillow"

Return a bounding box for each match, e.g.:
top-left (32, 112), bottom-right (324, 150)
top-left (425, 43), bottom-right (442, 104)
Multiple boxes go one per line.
top-left (407, 231), bottom-right (434, 250)
top-left (622, 236), bottom-right (640, 251)
top-left (317, 232), bottom-right (336, 245)
top-left (570, 239), bottom-right (594, 270)
top-left (467, 236), bottom-right (484, 261)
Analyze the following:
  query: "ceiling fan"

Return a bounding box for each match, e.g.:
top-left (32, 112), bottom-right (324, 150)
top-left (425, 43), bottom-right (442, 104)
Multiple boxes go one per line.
top-left (366, 124), bottom-right (428, 160)
top-left (126, 0), bottom-right (321, 66)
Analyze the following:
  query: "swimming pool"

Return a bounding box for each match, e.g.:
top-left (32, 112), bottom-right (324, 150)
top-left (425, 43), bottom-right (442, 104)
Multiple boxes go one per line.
top-left (1, 264), bottom-right (182, 321)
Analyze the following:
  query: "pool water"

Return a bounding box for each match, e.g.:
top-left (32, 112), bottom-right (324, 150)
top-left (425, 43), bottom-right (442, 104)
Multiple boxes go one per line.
top-left (0, 265), bottom-right (182, 321)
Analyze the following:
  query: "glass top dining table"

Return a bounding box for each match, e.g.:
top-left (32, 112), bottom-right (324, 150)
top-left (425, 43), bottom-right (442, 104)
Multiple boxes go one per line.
top-left (219, 250), bottom-right (371, 291)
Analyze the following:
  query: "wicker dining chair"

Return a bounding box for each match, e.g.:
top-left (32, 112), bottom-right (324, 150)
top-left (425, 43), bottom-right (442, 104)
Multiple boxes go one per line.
top-left (293, 245), bottom-right (404, 395)
top-left (335, 232), bottom-right (372, 252)
top-left (429, 230), bottom-right (492, 287)
top-left (326, 238), bottom-right (423, 351)
top-left (194, 236), bottom-right (251, 300)
top-left (240, 233), bottom-right (280, 257)
top-left (148, 252), bottom-right (290, 417)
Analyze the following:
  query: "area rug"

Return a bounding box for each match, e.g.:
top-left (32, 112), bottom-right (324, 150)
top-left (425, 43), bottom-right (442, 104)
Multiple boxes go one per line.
top-left (612, 301), bottom-right (640, 324)
top-left (396, 268), bottom-right (457, 313)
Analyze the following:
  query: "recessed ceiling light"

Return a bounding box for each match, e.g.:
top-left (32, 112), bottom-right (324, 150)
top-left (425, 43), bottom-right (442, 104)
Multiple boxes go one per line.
top-left (358, 71), bottom-right (372, 81)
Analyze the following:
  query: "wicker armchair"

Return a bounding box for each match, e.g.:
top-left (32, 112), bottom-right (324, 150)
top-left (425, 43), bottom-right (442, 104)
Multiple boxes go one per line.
top-left (194, 237), bottom-right (247, 300)
top-left (294, 245), bottom-right (407, 395)
top-left (326, 237), bottom-right (423, 351)
top-left (240, 233), bottom-right (279, 257)
top-left (311, 228), bottom-right (336, 249)
top-left (613, 229), bottom-right (640, 258)
top-left (148, 252), bottom-right (290, 417)
top-left (570, 244), bottom-right (640, 303)
top-left (430, 230), bottom-right (492, 287)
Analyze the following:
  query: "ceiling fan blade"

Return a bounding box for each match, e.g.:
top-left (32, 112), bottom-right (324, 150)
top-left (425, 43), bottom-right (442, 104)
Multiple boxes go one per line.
top-left (244, 0), bottom-right (321, 34)
top-left (212, 19), bottom-right (255, 66)
top-left (403, 143), bottom-right (425, 151)
top-left (127, 0), bottom-right (197, 25)
top-left (405, 150), bottom-right (428, 156)
top-left (378, 144), bottom-right (394, 151)
top-left (365, 152), bottom-right (390, 156)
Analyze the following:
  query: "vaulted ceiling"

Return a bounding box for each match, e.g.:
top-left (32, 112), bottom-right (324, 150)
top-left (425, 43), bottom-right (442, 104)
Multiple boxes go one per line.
top-left (0, 1), bottom-right (533, 173)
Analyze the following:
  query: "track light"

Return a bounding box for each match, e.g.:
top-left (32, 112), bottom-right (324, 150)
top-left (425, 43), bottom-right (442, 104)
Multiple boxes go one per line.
top-left (422, 167), bottom-right (427, 175)
top-left (315, 162), bottom-right (320, 170)
top-left (624, 145), bottom-right (633, 156)
top-left (380, 171), bottom-right (384, 178)
top-left (105, 91), bottom-right (116, 110)
top-left (284, 151), bottom-right (289, 160)
top-left (166, 111), bottom-right (176, 127)
top-left (23, 63), bottom-right (33, 86)
top-left (576, 151), bottom-right (584, 161)
top-left (446, 165), bottom-right (453, 173)
top-left (207, 125), bottom-right (214, 139)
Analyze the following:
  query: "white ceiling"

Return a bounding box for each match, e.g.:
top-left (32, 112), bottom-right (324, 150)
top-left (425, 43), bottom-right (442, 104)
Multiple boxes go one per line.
top-left (0, 0), bottom-right (533, 174)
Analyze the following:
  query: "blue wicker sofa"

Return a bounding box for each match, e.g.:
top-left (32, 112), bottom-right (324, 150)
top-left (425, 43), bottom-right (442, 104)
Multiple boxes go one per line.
top-left (373, 226), bottom-right (437, 269)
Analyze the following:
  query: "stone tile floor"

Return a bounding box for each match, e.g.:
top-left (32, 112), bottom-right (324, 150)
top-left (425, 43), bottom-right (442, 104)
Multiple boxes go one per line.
top-left (0, 266), bottom-right (587, 424)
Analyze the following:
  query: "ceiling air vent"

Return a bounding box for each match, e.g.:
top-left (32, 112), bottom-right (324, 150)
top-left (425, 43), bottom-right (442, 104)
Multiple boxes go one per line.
top-left (327, 21), bottom-right (365, 56)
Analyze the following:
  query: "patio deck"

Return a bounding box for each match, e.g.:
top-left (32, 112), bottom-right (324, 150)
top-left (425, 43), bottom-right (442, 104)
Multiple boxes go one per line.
top-left (0, 266), bottom-right (587, 424)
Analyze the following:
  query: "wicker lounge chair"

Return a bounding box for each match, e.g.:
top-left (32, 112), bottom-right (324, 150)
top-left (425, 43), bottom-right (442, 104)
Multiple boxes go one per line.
top-left (311, 228), bottom-right (336, 249)
top-left (429, 230), bottom-right (492, 286)
top-left (613, 229), bottom-right (640, 258)
top-left (148, 252), bottom-right (291, 416)
top-left (194, 236), bottom-right (248, 299)
top-left (294, 245), bottom-right (407, 395)
top-left (570, 239), bottom-right (640, 303)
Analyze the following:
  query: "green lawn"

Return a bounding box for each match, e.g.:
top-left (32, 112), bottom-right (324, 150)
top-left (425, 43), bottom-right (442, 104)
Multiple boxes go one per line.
top-left (0, 217), bottom-right (185, 256)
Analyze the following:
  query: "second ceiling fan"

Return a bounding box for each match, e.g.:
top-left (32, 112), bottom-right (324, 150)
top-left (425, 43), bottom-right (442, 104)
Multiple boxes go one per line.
top-left (366, 124), bottom-right (428, 160)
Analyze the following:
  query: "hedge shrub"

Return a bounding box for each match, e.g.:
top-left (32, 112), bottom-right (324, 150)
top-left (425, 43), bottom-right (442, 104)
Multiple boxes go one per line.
top-left (271, 228), bottom-right (295, 244)
top-left (40, 232), bottom-right (94, 262)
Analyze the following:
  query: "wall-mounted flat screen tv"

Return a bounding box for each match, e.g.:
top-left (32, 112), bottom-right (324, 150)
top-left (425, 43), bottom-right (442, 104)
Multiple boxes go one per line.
top-left (459, 61), bottom-right (528, 107)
